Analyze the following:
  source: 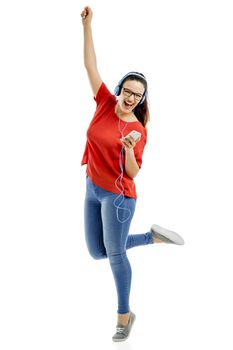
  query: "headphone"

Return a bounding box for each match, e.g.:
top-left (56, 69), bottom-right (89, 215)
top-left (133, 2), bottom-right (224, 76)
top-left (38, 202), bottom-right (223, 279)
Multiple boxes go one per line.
top-left (114, 71), bottom-right (148, 105)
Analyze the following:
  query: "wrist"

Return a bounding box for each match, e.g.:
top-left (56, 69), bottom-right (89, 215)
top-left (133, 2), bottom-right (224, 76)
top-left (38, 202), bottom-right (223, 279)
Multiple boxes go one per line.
top-left (125, 147), bottom-right (134, 154)
top-left (83, 21), bottom-right (92, 29)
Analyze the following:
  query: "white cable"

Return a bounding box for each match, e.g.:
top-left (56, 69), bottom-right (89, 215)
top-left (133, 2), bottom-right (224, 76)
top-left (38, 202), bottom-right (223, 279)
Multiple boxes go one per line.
top-left (113, 115), bottom-right (132, 223)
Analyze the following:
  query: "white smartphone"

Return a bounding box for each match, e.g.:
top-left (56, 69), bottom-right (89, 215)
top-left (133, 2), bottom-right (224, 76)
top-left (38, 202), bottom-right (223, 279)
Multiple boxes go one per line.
top-left (124, 130), bottom-right (141, 141)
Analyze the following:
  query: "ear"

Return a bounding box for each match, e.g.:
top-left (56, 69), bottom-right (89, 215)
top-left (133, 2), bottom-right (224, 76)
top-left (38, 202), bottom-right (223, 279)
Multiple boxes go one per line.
top-left (114, 85), bottom-right (120, 96)
top-left (138, 90), bottom-right (148, 105)
top-left (138, 95), bottom-right (145, 105)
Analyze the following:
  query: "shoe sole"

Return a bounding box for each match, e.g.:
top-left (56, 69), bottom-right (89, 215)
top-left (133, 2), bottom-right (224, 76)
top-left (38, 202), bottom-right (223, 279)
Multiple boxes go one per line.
top-left (151, 224), bottom-right (185, 245)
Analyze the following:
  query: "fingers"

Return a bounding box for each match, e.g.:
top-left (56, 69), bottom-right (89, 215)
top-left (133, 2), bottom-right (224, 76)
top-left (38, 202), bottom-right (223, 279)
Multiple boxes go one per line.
top-left (81, 6), bottom-right (92, 20)
top-left (120, 136), bottom-right (136, 149)
top-left (120, 139), bottom-right (130, 149)
top-left (126, 135), bottom-right (140, 144)
top-left (80, 9), bottom-right (87, 19)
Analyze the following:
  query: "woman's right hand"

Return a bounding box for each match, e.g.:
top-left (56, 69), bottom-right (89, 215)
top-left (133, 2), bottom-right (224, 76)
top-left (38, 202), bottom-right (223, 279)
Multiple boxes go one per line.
top-left (81, 6), bottom-right (93, 25)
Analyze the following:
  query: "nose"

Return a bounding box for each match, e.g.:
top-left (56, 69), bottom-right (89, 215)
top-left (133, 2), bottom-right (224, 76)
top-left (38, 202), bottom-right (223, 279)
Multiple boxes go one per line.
top-left (128, 93), bottom-right (135, 102)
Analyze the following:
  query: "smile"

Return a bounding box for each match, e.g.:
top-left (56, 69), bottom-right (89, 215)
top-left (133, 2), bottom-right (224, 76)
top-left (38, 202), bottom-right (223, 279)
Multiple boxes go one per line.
top-left (124, 101), bottom-right (134, 107)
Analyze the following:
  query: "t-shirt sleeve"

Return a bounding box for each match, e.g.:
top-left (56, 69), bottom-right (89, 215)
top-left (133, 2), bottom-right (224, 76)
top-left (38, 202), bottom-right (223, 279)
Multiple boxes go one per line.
top-left (134, 129), bottom-right (147, 169)
top-left (94, 82), bottom-right (115, 106)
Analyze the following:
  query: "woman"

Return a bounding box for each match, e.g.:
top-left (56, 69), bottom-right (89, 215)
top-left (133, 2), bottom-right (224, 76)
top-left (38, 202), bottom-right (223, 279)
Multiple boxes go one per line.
top-left (80, 6), bottom-right (184, 342)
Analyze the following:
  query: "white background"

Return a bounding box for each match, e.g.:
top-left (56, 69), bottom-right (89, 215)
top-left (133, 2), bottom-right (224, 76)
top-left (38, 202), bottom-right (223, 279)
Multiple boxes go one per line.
top-left (1, 0), bottom-right (233, 349)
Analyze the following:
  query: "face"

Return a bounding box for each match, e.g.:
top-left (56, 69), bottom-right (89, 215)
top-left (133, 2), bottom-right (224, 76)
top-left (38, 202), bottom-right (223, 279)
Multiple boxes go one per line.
top-left (117, 80), bottom-right (145, 114)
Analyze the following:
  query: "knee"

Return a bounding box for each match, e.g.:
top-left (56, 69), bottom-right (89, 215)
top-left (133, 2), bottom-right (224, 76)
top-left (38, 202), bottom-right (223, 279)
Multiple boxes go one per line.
top-left (88, 249), bottom-right (107, 260)
top-left (108, 251), bottom-right (127, 265)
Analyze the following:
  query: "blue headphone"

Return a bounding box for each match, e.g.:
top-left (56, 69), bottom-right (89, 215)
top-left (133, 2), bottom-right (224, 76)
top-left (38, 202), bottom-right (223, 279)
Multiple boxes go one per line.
top-left (114, 71), bottom-right (148, 105)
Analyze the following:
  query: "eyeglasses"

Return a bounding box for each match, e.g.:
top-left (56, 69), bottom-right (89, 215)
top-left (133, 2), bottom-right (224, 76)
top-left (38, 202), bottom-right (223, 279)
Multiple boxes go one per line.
top-left (122, 87), bottom-right (143, 101)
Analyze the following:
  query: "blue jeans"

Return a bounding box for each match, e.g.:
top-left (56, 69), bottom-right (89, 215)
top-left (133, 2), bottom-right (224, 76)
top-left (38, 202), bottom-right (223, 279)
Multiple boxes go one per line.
top-left (84, 175), bottom-right (153, 314)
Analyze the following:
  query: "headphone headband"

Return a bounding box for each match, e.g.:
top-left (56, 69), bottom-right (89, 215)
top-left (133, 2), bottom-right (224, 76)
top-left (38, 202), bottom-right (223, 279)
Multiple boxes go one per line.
top-left (118, 72), bottom-right (147, 84)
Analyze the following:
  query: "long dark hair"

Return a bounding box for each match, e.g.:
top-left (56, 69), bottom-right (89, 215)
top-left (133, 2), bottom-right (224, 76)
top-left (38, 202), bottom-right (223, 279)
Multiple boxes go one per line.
top-left (119, 72), bottom-right (150, 128)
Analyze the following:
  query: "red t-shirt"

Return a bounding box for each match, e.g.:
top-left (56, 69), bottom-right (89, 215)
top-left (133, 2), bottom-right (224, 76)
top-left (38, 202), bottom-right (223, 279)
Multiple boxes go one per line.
top-left (81, 82), bottom-right (147, 198)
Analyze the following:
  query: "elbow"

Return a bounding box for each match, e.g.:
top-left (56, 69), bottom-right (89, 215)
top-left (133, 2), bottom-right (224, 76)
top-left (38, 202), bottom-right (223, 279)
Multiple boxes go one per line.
top-left (133, 169), bottom-right (140, 178)
top-left (126, 168), bottom-right (139, 179)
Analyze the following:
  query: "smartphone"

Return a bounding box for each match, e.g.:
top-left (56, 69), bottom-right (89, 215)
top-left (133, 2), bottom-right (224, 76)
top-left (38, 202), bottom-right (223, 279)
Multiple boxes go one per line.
top-left (124, 130), bottom-right (141, 141)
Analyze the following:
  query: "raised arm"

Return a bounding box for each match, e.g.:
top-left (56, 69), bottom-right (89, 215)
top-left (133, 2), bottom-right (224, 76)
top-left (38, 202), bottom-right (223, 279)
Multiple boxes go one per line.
top-left (81, 6), bottom-right (102, 97)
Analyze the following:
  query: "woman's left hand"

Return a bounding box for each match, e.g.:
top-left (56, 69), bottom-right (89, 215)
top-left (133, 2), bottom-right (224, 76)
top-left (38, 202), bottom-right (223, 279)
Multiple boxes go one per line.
top-left (120, 135), bottom-right (140, 150)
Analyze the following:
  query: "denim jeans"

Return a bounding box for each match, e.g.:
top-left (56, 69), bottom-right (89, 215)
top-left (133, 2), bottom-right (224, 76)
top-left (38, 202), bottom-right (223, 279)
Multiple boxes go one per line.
top-left (84, 175), bottom-right (153, 314)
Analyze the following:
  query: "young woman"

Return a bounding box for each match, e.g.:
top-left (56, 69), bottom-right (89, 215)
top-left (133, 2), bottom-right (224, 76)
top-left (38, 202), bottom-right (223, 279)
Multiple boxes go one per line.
top-left (80, 6), bottom-right (184, 342)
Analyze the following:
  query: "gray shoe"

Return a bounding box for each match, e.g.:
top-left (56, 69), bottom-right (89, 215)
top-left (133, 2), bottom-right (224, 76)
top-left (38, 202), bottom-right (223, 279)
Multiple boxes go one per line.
top-left (112, 312), bottom-right (136, 342)
top-left (151, 224), bottom-right (185, 245)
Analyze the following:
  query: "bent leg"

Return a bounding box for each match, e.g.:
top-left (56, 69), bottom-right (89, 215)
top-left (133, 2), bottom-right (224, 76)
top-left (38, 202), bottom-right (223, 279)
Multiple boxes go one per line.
top-left (84, 196), bottom-right (107, 260)
top-left (126, 232), bottom-right (154, 249)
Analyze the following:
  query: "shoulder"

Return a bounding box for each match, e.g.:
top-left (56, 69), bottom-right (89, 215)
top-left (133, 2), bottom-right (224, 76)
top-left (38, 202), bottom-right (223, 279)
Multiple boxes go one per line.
top-left (94, 82), bottom-right (116, 105)
top-left (136, 122), bottom-right (147, 140)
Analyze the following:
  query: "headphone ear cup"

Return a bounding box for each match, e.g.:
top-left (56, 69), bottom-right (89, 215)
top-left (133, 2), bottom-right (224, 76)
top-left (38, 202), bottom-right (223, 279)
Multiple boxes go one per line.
top-left (138, 96), bottom-right (145, 105)
top-left (114, 85), bottom-right (120, 96)
top-left (138, 95), bottom-right (146, 105)
top-left (138, 90), bottom-right (148, 105)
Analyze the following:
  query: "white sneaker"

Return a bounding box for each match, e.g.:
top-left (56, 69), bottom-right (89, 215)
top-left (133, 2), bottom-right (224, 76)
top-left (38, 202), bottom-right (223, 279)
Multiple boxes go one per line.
top-left (151, 224), bottom-right (185, 245)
